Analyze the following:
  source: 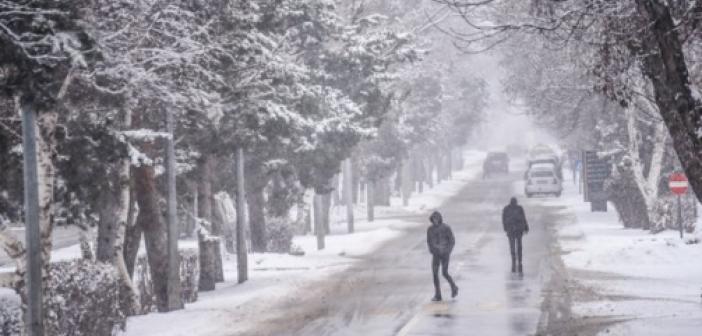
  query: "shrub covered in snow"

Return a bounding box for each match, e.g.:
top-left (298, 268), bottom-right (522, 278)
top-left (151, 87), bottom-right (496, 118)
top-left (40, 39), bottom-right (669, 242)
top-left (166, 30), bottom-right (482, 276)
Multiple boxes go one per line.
top-left (650, 196), bottom-right (697, 233)
top-left (45, 260), bottom-right (124, 336)
top-left (266, 217), bottom-right (294, 253)
top-left (0, 290), bottom-right (21, 335)
top-left (0, 261), bottom-right (124, 336)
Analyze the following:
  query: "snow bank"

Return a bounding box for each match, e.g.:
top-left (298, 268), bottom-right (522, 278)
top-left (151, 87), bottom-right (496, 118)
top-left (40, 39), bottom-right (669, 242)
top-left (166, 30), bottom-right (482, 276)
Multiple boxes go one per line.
top-left (548, 172), bottom-right (702, 335)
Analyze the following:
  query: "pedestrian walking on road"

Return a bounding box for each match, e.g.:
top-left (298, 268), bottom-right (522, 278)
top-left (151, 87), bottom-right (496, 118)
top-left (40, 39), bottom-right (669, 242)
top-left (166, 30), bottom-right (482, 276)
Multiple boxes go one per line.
top-left (427, 211), bottom-right (458, 301)
top-left (502, 197), bottom-right (529, 274)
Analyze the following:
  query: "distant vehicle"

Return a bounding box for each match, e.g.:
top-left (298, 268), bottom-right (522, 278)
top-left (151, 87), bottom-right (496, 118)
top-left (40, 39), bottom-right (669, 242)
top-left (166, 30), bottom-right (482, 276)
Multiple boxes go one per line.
top-left (527, 155), bottom-right (563, 179)
top-left (483, 152), bottom-right (509, 178)
top-left (527, 145), bottom-right (562, 179)
top-left (506, 144), bottom-right (527, 157)
top-left (528, 145), bottom-right (557, 161)
top-left (525, 164), bottom-right (562, 197)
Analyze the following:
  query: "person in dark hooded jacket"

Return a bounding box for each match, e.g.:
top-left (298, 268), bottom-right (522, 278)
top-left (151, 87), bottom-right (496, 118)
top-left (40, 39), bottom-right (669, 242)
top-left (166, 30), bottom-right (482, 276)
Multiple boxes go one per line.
top-left (427, 211), bottom-right (458, 301)
top-left (502, 197), bottom-right (529, 273)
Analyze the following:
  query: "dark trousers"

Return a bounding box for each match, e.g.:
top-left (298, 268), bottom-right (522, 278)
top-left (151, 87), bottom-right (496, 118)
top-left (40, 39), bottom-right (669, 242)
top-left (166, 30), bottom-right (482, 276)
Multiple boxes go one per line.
top-left (432, 254), bottom-right (456, 297)
top-left (508, 233), bottom-right (523, 265)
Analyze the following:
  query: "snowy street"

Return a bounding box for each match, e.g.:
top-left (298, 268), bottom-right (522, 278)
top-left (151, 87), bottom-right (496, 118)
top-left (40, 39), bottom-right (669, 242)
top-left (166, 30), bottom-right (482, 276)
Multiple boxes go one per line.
top-left (238, 168), bottom-right (558, 336)
top-left (4, 1), bottom-right (702, 335)
top-left (121, 159), bottom-right (702, 336)
top-left (118, 159), bottom-right (581, 336)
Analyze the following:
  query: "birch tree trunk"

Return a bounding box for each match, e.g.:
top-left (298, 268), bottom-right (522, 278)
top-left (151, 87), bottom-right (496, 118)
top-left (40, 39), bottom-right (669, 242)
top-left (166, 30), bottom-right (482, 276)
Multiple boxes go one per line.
top-left (36, 110), bottom-right (57, 291)
top-left (123, 189), bottom-right (141, 278)
top-left (113, 153), bottom-right (141, 315)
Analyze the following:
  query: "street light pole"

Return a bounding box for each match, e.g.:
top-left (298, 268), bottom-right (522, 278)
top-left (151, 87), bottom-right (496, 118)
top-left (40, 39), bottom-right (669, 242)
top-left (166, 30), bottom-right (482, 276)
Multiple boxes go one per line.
top-left (235, 147), bottom-right (248, 283)
top-left (21, 100), bottom-right (44, 336)
top-left (677, 194), bottom-right (683, 239)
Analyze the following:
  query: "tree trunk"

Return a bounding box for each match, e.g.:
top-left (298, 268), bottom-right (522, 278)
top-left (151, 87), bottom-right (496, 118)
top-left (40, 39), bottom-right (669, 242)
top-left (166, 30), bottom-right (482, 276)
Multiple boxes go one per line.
top-left (183, 183), bottom-right (196, 238)
top-left (123, 213), bottom-right (142, 279)
top-left (373, 177), bottom-right (390, 206)
top-left (198, 155), bottom-right (217, 235)
top-left (197, 234), bottom-right (217, 291)
top-left (27, 110), bottom-right (58, 333)
top-left (114, 160), bottom-right (141, 315)
top-left (436, 152), bottom-right (445, 183)
top-left (313, 193), bottom-right (325, 250)
top-left (300, 199), bottom-right (312, 234)
top-left (367, 181), bottom-right (375, 222)
top-left (401, 160), bottom-right (413, 207)
top-left (321, 192), bottom-right (332, 234)
top-left (96, 193), bottom-right (118, 263)
top-left (447, 148), bottom-right (454, 179)
top-left (425, 157), bottom-right (434, 189)
top-left (414, 153), bottom-right (424, 193)
top-left (634, 0), bottom-right (702, 203)
top-left (352, 158), bottom-right (360, 204)
top-left (124, 186), bottom-right (141, 278)
top-left (246, 180), bottom-right (267, 253)
top-left (331, 174), bottom-right (341, 206)
top-left (133, 164), bottom-right (170, 312)
top-left (197, 156), bottom-right (223, 282)
top-left (343, 159), bottom-right (355, 233)
top-left (214, 193), bottom-right (236, 254)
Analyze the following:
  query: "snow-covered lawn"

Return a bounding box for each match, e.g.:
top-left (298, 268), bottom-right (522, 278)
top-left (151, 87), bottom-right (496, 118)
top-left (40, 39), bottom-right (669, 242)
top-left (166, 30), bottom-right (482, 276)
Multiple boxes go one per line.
top-left (545, 176), bottom-right (702, 335)
top-left (119, 150), bottom-right (485, 336)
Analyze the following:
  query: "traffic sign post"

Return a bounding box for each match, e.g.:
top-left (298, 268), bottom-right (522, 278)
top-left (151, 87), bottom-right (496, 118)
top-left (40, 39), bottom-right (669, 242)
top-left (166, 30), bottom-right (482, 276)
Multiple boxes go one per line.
top-left (668, 172), bottom-right (689, 239)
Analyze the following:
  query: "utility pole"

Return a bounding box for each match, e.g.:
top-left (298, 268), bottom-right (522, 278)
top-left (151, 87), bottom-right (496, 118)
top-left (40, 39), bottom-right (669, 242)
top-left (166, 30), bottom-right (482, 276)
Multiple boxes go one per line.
top-left (343, 159), bottom-right (354, 233)
top-left (677, 194), bottom-right (683, 239)
top-left (165, 110), bottom-right (183, 310)
top-left (21, 100), bottom-right (44, 336)
top-left (235, 148), bottom-right (248, 283)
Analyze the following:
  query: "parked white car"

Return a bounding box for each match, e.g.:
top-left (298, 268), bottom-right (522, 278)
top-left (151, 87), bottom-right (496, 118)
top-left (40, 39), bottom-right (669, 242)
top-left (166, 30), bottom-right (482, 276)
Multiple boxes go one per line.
top-left (527, 154), bottom-right (563, 180)
top-left (525, 163), bottom-right (562, 197)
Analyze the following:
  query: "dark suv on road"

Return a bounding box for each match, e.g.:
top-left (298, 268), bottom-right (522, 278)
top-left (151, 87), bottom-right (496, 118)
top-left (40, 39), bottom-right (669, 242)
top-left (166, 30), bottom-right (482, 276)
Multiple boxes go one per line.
top-left (483, 152), bottom-right (509, 178)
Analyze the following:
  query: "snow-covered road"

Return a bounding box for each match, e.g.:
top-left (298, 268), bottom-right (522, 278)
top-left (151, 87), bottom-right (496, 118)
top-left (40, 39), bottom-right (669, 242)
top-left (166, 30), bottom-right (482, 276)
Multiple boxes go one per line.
top-left (119, 157), bottom-right (702, 336)
top-left (231, 166), bottom-right (567, 336)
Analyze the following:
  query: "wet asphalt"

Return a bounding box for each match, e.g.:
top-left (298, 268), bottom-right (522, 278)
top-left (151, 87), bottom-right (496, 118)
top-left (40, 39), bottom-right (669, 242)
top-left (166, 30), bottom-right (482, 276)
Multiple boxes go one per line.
top-left (242, 170), bottom-right (567, 336)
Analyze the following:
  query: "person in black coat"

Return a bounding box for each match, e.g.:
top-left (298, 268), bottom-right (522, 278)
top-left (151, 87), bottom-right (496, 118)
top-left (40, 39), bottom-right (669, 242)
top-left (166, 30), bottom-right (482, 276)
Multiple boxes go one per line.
top-left (502, 197), bottom-right (529, 273)
top-left (427, 211), bottom-right (458, 301)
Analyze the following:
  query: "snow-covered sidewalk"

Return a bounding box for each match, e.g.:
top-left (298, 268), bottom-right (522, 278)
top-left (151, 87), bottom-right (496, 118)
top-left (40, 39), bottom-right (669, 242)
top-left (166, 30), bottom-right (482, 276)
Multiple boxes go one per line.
top-left (119, 151), bottom-right (486, 336)
top-left (546, 178), bottom-right (702, 335)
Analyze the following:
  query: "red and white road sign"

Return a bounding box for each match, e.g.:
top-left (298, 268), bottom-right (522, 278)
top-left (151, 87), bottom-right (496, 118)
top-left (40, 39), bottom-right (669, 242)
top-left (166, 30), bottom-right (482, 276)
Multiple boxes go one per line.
top-left (669, 172), bottom-right (689, 195)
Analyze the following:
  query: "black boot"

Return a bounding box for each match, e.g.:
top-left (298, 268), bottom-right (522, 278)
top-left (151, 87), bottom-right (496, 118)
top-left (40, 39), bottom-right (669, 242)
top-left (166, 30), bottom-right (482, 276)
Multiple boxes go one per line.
top-left (518, 263), bottom-right (523, 274)
top-left (511, 258), bottom-right (516, 273)
top-left (451, 285), bottom-right (459, 298)
top-left (432, 294), bottom-right (442, 302)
